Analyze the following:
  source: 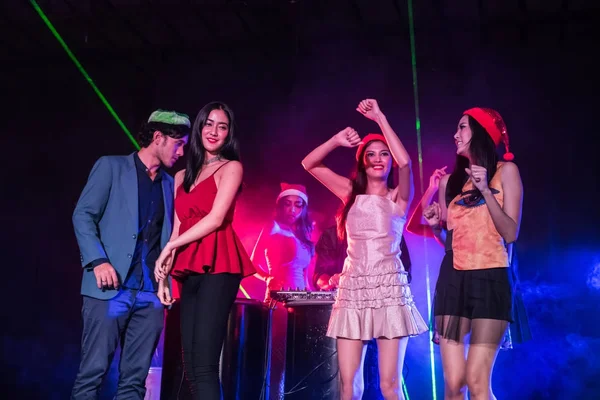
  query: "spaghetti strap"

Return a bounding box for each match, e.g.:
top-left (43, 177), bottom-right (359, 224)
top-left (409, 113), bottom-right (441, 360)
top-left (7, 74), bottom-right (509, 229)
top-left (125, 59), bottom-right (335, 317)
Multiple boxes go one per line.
top-left (189, 161), bottom-right (231, 191)
top-left (210, 161), bottom-right (231, 187)
top-left (212, 160), bottom-right (231, 174)
top-left (204, 160), bottom-right (231, 179)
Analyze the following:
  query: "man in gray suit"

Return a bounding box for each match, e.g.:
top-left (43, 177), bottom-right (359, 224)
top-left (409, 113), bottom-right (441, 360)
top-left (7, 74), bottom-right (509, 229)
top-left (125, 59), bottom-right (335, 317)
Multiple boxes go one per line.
top-left (71, 110), bottom-right (190, 399)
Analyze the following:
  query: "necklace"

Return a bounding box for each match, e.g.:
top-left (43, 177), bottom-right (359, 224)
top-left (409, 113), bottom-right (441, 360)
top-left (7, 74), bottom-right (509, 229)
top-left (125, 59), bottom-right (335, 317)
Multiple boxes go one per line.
top-left (203, 155), bottom-right (222, 165)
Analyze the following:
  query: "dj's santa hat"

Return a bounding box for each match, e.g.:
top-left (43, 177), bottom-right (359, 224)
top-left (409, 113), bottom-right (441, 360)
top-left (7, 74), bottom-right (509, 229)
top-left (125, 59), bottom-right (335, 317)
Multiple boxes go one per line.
top-left (276, 183), bottom-right (308, 205)
top-left (463, 107), bottom-right (514, 161)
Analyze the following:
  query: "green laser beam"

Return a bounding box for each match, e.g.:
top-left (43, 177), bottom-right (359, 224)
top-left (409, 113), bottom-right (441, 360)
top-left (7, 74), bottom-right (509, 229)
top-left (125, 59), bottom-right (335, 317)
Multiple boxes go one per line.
top-left (29, 0), bottom-right (140, 150)
top-left (29, 0), bottom-right (257, 300)
top-left (407, 0), bottom-right (438, 399)
top-left (407, 0), bottom-right (424, 197)
top-left (402, 376), bottom-right (410, 399)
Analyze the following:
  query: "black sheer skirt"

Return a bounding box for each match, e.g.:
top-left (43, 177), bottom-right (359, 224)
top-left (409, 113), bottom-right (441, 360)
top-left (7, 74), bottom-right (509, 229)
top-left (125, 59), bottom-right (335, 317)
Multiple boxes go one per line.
top-left (431, 231), bottom-right (531, 349)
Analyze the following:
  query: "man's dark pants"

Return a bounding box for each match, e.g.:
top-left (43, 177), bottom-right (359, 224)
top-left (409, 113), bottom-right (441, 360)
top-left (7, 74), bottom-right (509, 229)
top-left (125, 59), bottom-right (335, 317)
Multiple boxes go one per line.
top-left (71, 288), bottom-right (164, 400)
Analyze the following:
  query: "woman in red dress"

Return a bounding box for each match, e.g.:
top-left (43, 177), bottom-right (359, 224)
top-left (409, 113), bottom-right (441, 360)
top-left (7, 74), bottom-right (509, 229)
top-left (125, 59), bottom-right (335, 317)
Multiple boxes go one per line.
top-left (154, 101), bottom-right (255, 400)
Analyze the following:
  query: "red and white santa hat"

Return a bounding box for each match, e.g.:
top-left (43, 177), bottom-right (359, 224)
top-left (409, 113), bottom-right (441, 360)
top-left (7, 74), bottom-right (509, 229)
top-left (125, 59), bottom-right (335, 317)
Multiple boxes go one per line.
top-left (276, 183), bottom-right (308, 205)
top-left (463, 107), bottom-right (514, 161)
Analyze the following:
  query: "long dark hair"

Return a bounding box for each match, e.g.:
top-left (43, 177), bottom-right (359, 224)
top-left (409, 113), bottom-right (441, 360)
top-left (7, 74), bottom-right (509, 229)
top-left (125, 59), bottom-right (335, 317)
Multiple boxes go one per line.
top-left (275, 197), bottom-right (314, 254)
top-left (336, 140), bottom-right (395, 240)
top-left (446, 115), bottom-right (499, 205)
top-left (183, 101), bottom-right (240, 193)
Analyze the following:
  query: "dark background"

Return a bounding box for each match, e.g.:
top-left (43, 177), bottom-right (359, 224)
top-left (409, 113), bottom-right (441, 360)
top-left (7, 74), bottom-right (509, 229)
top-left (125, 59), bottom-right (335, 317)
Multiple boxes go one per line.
top-left (2, 0), bottom-right (599, 399)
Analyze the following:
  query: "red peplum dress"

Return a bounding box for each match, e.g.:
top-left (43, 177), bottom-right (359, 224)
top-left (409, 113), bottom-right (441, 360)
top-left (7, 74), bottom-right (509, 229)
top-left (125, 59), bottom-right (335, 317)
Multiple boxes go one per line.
top-left (170, 170), bottom-right (256, 298)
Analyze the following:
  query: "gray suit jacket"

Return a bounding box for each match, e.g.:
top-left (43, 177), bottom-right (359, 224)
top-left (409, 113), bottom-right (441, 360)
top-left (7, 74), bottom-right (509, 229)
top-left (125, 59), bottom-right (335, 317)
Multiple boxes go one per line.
top-left (72, 153), bottom-right (174, 300)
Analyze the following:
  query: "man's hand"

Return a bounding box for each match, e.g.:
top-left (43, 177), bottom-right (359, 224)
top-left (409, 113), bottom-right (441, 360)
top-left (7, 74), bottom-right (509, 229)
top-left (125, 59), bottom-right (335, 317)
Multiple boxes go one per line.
top-left (317, 274), bottom-right (333, 291)
top-left (317, 273), bottom-right (342, 290)
top-left (328, 273), bottom-right (341, 289)
top-left (94, 263), bottom-right (119, 289)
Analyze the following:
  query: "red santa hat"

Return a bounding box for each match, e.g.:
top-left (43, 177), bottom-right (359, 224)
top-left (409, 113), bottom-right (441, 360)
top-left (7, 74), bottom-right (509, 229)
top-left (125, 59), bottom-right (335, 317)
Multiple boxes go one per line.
top-left (463, 107), bottom-right (514, 161)
top-left (355, 133), bottom-right (398, 167)
top-left (276, 183), bottom-right (308, 205)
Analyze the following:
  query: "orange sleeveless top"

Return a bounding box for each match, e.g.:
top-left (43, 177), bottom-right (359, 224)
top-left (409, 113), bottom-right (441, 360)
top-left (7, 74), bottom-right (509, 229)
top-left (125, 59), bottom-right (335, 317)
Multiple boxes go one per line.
top-left (447, 163), bottom-right (508, 270)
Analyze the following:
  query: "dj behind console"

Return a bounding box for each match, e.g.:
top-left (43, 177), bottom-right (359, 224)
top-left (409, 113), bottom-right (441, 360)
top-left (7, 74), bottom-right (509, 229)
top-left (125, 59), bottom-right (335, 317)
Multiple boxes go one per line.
top-left (265, 289), bottom-right (339, 400)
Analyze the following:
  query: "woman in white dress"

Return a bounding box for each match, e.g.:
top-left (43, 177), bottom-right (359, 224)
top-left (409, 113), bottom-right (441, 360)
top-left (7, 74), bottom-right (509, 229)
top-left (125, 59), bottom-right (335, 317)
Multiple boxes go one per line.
top-left (302, 99), bottom-right (427, 400)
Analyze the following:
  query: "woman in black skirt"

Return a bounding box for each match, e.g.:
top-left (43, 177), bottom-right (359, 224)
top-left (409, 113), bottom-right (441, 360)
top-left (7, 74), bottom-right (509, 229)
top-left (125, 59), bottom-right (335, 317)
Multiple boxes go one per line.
top-left (422, 107), bottom-right (524, 400)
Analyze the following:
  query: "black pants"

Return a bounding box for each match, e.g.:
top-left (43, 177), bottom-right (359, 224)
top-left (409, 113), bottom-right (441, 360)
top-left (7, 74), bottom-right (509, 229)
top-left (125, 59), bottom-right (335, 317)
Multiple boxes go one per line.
top-left (180, 273), bottom-right (241, 400)
top-left (71, 289), bottom-right (164, 400)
